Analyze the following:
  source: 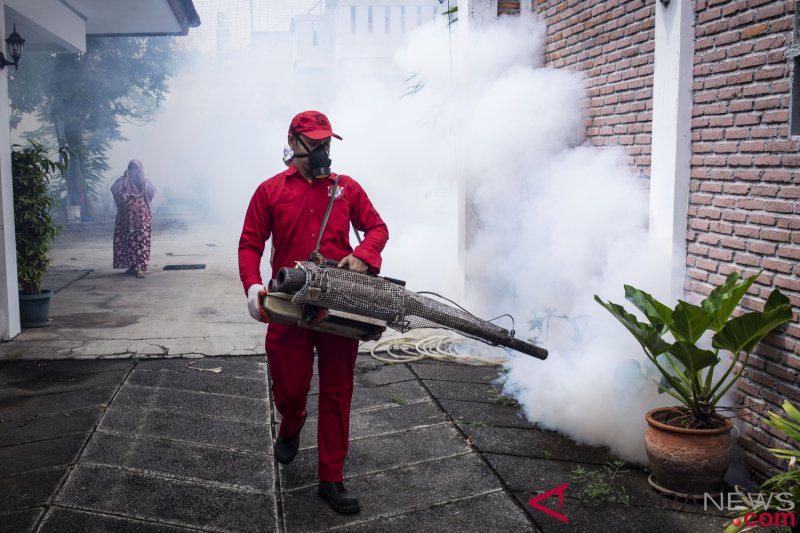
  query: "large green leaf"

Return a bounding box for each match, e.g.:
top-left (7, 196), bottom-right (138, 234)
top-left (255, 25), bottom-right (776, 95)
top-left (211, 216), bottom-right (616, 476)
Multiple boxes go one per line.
top-left (624, 285), bottom-right (672, 334)
top-left (670, 301), bottom-right (713, 343)
top-left (712, 292), bottom-right (793, 354)
top-left (668, 341), bottom-right (719, 374)
top-left (594, 296), bottom-right (671, 356)
top-left (701, 272), bottom-right (759, 332)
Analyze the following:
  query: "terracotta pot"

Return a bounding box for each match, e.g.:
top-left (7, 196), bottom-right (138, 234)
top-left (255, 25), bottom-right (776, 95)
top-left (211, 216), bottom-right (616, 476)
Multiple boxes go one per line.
top-left (645, 406), bottom-right (733, 495)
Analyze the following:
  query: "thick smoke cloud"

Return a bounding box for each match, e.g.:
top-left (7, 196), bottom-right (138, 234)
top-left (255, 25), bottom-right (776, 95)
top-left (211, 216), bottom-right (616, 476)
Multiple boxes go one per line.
top-left (104, 9), bottom-right (675, 462)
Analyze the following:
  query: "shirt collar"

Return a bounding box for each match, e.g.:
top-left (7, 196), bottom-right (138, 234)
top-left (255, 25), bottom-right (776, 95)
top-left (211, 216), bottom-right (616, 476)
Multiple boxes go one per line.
top-left (285, 164), bottom-right (337, 183)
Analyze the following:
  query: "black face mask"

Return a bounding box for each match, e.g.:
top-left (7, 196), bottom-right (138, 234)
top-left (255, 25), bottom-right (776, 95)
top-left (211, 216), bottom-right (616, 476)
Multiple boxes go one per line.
top-left (292, 133), bottom-right (332, 177)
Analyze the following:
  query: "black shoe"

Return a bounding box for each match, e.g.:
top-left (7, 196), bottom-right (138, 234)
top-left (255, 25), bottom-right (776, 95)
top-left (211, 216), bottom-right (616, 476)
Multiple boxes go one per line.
top-left (274, 414), bottom-right (306, 465)
top-left (318, 481), bottom-right (360, 514)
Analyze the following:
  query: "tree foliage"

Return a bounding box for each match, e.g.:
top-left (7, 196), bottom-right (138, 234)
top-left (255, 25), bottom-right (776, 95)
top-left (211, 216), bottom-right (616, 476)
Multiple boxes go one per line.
top-left (9, 36), bottom-right (179, 215)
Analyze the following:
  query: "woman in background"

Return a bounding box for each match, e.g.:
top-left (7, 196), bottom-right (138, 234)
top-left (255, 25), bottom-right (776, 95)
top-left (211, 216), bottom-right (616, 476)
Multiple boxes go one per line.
top-left (111, 159), bottom-right (156, 278)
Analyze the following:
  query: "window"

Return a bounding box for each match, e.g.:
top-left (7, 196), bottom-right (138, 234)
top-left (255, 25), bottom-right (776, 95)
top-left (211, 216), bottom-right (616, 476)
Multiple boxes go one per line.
top-left (313, 22), bottom-right (318, 47)
top-left (368, 6), bottom-right (373, 33)
top-left (400, 6), bottom-right (406, 33)
top-left (791, 5), bottom-right (800, 135)
top-left (416, 6), bottom-right (422, 25)
top-left (385, 6), bottom-right (390, 33)
top-left (351, 6), bottom-right (356, 34)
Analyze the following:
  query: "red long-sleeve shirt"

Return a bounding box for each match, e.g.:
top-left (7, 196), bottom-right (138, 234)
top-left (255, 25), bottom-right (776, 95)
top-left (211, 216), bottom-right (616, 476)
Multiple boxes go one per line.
top-left (238, 165), bottom-right (389, 292)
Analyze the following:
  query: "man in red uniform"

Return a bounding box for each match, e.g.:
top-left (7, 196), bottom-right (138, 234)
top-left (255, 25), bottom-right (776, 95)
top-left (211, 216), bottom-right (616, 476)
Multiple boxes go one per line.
top-left (238, 111), bottom-right (389, 514)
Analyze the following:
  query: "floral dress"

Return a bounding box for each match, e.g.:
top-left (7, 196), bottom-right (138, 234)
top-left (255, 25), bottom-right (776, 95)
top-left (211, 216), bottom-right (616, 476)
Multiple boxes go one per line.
top-left (113, 179), bottom-right (153, 272)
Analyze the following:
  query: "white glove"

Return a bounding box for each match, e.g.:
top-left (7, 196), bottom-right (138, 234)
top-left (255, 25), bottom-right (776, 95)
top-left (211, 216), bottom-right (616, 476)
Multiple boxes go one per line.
top-left (247, 284), bottom-right (269, 323)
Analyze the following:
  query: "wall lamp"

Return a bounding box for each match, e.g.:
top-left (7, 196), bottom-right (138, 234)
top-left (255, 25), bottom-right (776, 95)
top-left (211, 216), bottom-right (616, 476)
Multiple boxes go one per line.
top-left (660, 0), bottom-right (670, 6)
top-left (0, 24), bottom-right (24, 70)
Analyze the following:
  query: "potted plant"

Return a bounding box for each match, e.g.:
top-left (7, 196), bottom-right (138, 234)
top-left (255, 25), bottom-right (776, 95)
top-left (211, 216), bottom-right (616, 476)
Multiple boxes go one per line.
top-left (12, 140), bottom-right (68, 327)
top-left (595, 271), bottom-right (794, 495)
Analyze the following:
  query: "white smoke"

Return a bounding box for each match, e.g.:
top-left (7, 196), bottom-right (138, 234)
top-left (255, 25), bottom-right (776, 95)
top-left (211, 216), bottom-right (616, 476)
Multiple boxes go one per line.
top-left (105, 9), bottom-right (676, 462)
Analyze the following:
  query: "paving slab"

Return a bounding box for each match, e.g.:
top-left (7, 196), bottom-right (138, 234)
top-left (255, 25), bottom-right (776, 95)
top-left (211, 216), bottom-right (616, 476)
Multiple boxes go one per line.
top-left (301, 399), bottom-right (447, 443)
top-left (0, 507), bottom-right (44, 533)
top-left (0, 468), bottom-right (68, 514)
top-left (0, 360), bottom-right (132, 386)
top-left (298, 380), bottom-right (430, 418)
top-left (56, 464), bottom-right (276, 533)
top-left (114, 385), bottom-right (269, 424)
top-left (83, 431), bottom-right (273, 491)
top-left (438, 398), bottom-right (536, 429)
top-left (126, 368), bottom-right (267, 398)
top-left (38, 508), bottom-right (197, 533)
top-left (0, 434), bottom-right (88, 477)
top-left (458, 424), bottom-right (617, 464)
top-left (280, 423), bottom-right (470, 490)
top-left (99, 405), bottom-right (271, 453)
top-left (135, 357), bottom-right (267, 379)
top-left (0, 369), bottom-right (129, 401)
top-left (409, 362), bottom-right (502, 383)
top-left (281, 453), bottom-right (503, 532)
top-left (306, 362), bottom-right (416, 395)
top-left (0, 406), bottom-right (104, 447)
top-left (511, 492), bottom-right (729, 533)
top-left (0, 386), bottom-right (117, 421)
top-left (343, 490), bottom-right (539, 533)
top-left (423, 379), bottom-right (500, 403)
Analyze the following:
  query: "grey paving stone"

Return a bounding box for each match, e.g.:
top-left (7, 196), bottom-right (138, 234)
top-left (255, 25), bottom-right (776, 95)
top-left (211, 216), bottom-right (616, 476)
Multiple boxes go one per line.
top-left (306, 363), bottom-right (417, 395)
top-left (0, 360), bottom-right (131, 386)
top-left (281, 423), bottom-right (470, 490)
top-left (114, 385), bottom-right (269, 424)
top-left (135, 358), bottom-right (267, 380)
top-left (298, 380), bottom-right (430, 418)
top-left (0, 369), bottom-right (128, 402)
top-left (282, 453), bottom-right (501, 532)
top-left (0, 507), bottom-right (43, 533)
top-left (39, 508), bottom-right (197, 533)
top-left (0, 406), bottom-right (104, 447)
top-left (84, 432), bottom-right (273, 490)
top-left (410, 362), bottom-right (501, 384)
top-left (99, 406), bottom-right (271, 453)
top-left (459, 424), bottom-right (616, 463)
top-left (343, 490), bottom-right (539, 532)
top-left (0, 434), bottom-right (87, 477)
top-left (511, 492), bottom-right (729, 533)
top-left (423, 379), bottom-right (500, 403)
top-left (302, 400), bottom-right (447, 442)
top-left (438, 398), bottom-right (535, 429)
top-left (0, 387), bottom-right (117, 422)
top-left (56, 464), bottom-right (276, 533)
top-left (485, 453), bottom-right (729, 515)
top-left (0, 468), bottom-right (68, 513)
top-left (126, 369), bottom-right (267, 399)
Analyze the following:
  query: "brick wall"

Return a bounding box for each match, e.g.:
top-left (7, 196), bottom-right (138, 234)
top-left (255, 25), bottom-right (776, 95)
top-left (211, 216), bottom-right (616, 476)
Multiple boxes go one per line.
top-left (534, 0), bottom-right (656, 178)
top-left (688, 0), bottom-right (800, 482)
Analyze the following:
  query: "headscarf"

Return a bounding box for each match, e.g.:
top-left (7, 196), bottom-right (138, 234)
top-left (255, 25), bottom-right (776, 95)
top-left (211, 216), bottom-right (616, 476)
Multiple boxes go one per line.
top-left (112, 159), bottom-right (155, 206)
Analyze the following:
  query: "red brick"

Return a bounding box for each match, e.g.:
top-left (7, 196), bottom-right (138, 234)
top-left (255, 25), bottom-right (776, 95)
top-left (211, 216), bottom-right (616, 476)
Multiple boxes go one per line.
top-left (761, 229), bottom-right (792, 241)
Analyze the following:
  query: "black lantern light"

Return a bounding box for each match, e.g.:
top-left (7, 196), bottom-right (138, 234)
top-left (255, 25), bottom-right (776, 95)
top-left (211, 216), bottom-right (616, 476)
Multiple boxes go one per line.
top-left (1, 24), bottom-right (24, 70)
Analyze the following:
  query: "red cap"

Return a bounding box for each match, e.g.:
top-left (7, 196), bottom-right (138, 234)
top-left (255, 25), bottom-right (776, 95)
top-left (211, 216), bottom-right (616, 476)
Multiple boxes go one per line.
top-left (289, 110), bottom-right (342, 140)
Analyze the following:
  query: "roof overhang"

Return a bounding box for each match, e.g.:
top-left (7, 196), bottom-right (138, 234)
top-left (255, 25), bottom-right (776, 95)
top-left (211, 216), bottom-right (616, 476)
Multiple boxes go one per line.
top-left (4, 0), bottom-right (200, 54)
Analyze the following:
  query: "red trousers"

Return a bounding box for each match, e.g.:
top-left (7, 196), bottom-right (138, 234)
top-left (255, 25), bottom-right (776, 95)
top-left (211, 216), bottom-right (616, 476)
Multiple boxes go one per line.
top-left (265, 323), bottom-right (358, 482)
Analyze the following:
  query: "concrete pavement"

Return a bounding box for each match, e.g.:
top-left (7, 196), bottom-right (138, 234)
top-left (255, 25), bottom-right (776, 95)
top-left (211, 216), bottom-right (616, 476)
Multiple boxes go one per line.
top-left (0, 219), bottom-right (732, 532)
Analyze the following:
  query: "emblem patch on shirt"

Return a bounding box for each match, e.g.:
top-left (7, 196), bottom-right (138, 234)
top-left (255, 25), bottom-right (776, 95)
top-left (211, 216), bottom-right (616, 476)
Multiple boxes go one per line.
top-left (328, 185), bottom-right (344, 199)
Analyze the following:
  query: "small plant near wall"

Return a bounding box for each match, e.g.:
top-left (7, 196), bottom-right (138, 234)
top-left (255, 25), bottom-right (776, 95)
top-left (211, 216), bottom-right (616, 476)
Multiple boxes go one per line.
top-left (12, 140), bottom-right (69, 328)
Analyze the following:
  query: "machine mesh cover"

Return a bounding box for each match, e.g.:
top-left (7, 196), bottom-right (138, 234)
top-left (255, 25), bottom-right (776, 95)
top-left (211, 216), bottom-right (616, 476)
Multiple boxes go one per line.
top-left (290, 261), bottom-right (515, 346)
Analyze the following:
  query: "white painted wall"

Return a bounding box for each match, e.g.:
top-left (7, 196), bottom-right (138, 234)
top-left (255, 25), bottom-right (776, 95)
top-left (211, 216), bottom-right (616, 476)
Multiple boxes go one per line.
top-left (0, 3), bottom-right (19, 339)
top-left (649, 0), bottom-right (694, 302)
